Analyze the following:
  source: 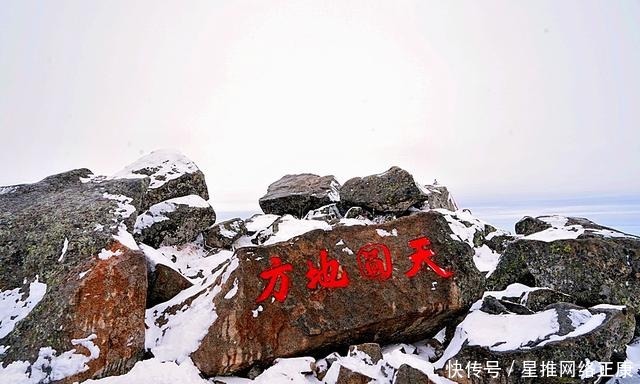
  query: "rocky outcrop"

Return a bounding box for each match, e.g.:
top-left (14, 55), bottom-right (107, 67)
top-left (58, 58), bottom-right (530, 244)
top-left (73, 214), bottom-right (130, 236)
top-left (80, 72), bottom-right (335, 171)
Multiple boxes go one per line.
top-left (204, 218), bottom-right (247, 249)
top-left (258, 174), bottom-right (341, 218)
top-left (488, 217), bottom-right (640, 335)
top-left (187, 211), bottom-right (485, 375)
top-left (439, 296), bottom-right (636, 383)
top-left (114, 149), bottom-right (209, 210)
top-left (0, 169), bottom-right (148, 383)
top-left (133, 195), bottom-right (216, 248)
top-left (340, 167), bottom-right (428, 214)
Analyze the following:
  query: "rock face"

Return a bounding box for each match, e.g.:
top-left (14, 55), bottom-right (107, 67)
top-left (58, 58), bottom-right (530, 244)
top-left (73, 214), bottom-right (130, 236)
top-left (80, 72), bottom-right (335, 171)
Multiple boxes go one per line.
top-left (189, 211), bottom-right (485, 375)
top-left (340, 167), bottom-right (428, 214)
top-left (258, 174), bottom-right (341, 218)
top-left (488, 216), bottom-right (640, 336)
top-left (439, 295), bottom-right (636, 383)
top-left (204, 218), bottom-right (247, 249)
top-left (113, 149), bottom-right (210, 210)
top-left (0, 169), bottom-right (148, 382)
top-left (422, 184), bottom-right (458, 211)
top-left (133, 195), bottom-right (216, 248)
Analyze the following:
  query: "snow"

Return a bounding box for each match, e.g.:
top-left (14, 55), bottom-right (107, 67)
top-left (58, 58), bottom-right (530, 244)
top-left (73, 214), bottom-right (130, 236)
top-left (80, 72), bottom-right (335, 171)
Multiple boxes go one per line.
top-left (145, 256), bottom-right (239, 363)
top-left (376, 228), bottom-right (398, 237)
top-left (98, 248), bottom-right (122, 260)
top-left (58, 237), bottom-right (69, 262)
top-left (102, 193), bottom-right (136, 220)
top-left (338, 218), bottom-right (373, 226)
top-left (113, 149), bottom-right (201, 189)
top-left (244, 214), bottom-right (280, 233)
top-left (0, 277), bottom-right (47, 338)
top-left (591, 304), bottom-right (627, 311)
top-left (538, 310), bottom-right (606, 346)
top-left (0, 186), bottom-right (17, 195)
top-left (434, 209), bottom-right (506, 276)
top-left (224, 278), bottom-right (239, 299)
top-left (252, 305), bottom-right (264, 318)
top-left (523, 215), bottom-right (639, 242)
top-left (134, 195), bottom-right (210, 233)
top-left (114, 223), bottom-right (139, 250)
top-left (342, 247), bottom-right (354, 255)
top-left (140, 242), bottom-right (233, 283)
top-left (78, 269), bottom-right (91, 279)
top-left (327, 180), bottom-right (341, 202)
top-left (472, 245), bottom-right (500, 275)
top-left (259, 215), bottom-right (331, 246)
top-left (219, 221), bottom-right (243, 239)
top-left (82, 358), bottom-right (208, 384)
top-left (0, 334), bottom-right (100, 384)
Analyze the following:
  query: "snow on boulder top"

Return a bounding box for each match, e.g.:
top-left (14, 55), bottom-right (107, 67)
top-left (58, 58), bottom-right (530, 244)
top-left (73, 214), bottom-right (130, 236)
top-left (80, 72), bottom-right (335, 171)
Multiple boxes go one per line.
top-left (113, 149), bottom-right (210, 209)
top-left (114, 149), bottom-right (202, 190)
top-left (517, 215), bottom-right (639, 242)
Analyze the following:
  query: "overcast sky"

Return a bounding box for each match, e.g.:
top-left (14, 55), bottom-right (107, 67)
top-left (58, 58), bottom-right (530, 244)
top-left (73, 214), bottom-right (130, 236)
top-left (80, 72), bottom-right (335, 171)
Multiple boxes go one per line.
top-left (1, 1), bottom-right (639, 211)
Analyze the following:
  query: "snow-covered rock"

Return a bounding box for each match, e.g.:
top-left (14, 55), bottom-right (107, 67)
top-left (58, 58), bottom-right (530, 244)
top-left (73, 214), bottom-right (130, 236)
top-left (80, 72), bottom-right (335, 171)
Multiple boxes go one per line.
top-left (114, 149), bottom-right (210, 210)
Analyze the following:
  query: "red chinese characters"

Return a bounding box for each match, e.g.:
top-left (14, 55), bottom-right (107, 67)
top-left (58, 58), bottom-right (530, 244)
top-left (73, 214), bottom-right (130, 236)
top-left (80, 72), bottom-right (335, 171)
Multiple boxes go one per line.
top-left (306, 249), bottom-right (350, 289)
top-left (255, 235), bottom-right (454, 302)
top-left (356, 243), bottom-right (392, 281)
top-left (256, 256), bottom-right (293, 303)
top-left (405, 236), bottom-right (453, 278)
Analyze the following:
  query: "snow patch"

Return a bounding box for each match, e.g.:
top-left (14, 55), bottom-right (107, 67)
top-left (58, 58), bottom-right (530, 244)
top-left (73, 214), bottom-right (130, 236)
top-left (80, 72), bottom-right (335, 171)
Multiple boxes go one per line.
top-left (0, 277), bottom-right (47, 339)
top-left (113, 149), bottom-right (201, 189)
top-left (376, 228), bottom-right (398, 237)
top-left (58, 237), bottom-right (69, 262)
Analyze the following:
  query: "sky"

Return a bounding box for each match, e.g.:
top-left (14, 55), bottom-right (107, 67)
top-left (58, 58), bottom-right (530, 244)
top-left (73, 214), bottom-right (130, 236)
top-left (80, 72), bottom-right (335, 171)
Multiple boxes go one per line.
top-left (1, 1), bottom-right (639, 223)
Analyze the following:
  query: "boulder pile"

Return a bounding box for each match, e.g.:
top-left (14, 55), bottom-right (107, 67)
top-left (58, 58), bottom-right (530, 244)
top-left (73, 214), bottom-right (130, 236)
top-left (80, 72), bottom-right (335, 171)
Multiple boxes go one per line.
top-left (0, 152), bottom-right (638, 384)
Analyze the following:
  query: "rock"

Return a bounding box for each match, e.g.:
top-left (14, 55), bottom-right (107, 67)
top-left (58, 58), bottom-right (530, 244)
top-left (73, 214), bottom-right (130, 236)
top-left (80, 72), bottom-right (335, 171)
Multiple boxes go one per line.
top-left (421, 184), bottom-right (458, 211)
top-left (487, 234), bottom-right (640, 328)
top-left (335, 366), bottom-right (372, 384)
top-left (348, 343), bottom-right (383, 364)
top-left (204, 218), bottom-right (247, 249)
top-left (440, 304), bottom-right (635, 383)
top-left (394, 364), bottom-right (433, 384)
top-left (258, 174), bottom-right (341, 218)
top-left (523, 288), bottom-right (575, 312)
top-left (114, 149), bottom-right (209, 210)
top-left (515, 215), bottom-right (638, 240)
top-left (340, 167), bottom-right (428, 214)
top-left (0, 169), bottom-right (148, 382)
top-left (344, 207), bottom-right (370, 220)
top-left (134, 195), bottom-right (216, 248)
top-left (515, 216), bottom-right (552, 236)
top-left (186, 211), bottom-right (485, 375)
top-left (303, 203), bottom-right (342, 225)
top-left (147, 263), bottom-right (193, 307)
top-left (479, 296), bottom-right (533, 315)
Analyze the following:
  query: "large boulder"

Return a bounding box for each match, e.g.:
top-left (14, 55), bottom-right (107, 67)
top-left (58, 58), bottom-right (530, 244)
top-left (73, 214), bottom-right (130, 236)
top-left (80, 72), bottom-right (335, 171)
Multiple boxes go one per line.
top-left (436, 293), bottom-right (636, 383)
top-left (0, 169), bottom-right (148, 382)
top-left (340, 167), bottom-right (428, 214)
top-left (182, 211), bottom-right (485, 376)
top-left (258, 174), bottom-right (341, 218)
top-left (488, 216), bottom-right (640, 334)
top-left (133, 195), bottom-right (216, 248)
top-left (114, 149), bottom-right (210, 210)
